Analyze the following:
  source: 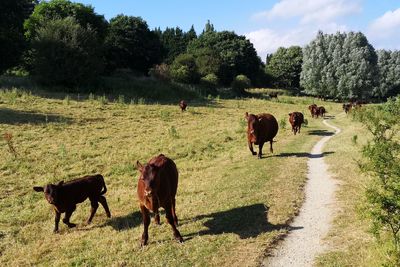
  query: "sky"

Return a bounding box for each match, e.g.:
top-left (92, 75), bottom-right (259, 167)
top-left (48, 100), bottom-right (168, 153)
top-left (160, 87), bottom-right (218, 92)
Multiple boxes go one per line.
top-left (77, 0), bottom-right (400, 60)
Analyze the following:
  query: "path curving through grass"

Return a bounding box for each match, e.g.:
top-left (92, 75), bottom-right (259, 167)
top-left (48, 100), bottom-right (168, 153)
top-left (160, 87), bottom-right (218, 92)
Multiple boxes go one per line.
top-left (263, 118), bottom-right (341, 267)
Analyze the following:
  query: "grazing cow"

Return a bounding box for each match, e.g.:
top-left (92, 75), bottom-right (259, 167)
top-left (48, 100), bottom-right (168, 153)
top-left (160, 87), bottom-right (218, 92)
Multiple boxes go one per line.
top-left (136, 154), bottom-right (183, 246)
top-left (318, 106), bottom-right (326, 118)
top-left (268, 92), bottom-right (278, 99)
top-left (245, 112), bottom-right (279, 159)
top-left (308, 104), bottom-right (317, 118)
top-left (288, 112), bottom-right (304, 135)
top-left (33, 174), bottom-right (111, 233)
top-left (343, 103), bottom-right (352, 114)
top-left (179, 100), bottom-right (187, 111)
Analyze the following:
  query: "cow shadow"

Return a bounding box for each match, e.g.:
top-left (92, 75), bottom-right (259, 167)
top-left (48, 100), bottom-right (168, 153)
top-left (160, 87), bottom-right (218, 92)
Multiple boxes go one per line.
top-left (0, 108), bottom-right (72, 125)
top-left (185, 203), bottom-right (302, 239)
top-left (274, 151), bottom-right (334, 159)
top-left (100, 211), bottom-right (142, 231)
top-left (307, 129), bottom-right (334, 136)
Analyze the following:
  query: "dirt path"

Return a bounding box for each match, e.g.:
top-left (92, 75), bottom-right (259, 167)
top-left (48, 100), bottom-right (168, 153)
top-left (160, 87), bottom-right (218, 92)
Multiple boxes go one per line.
top-left (262, 119), bottom-right (341, 267)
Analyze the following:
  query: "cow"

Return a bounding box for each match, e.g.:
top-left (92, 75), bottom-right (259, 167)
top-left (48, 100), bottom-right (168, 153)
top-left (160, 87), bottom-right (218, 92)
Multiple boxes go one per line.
top-left (33, 174), bottom-right (111, 233)
top-left (318, 106), bottom-right (326, 118)
top-left (343, 103), bottom-right (352, 114)
top-left (308, 104), bottom-right (318, 118)
top-left (179, 100), bottom-right (187, 111)
top-left (245, 112), bottom-right (279, 159)
top-left (136, 154), bottom-right (183, 246)
top-left (268, 92), bottom-right (278, 99)
top-left (288, 112), bottom-right (304, 135)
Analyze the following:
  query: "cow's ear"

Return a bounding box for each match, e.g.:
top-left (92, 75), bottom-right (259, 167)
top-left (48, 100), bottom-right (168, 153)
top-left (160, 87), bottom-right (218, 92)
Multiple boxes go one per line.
top-left (289, 113), bottom-right (292, 116)
top-left (57, 181), bottom-right (64, 187)
top-left (245, 112), bottom-right (249, 120)
top-left (136, 161), bottom-right (144, 172)
top-left (33, 186), bottom-right (44, 192)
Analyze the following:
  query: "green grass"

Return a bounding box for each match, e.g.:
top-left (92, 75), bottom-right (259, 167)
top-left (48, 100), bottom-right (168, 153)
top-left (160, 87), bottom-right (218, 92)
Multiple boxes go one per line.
top-left (0, 88), bottom-right (338, 266)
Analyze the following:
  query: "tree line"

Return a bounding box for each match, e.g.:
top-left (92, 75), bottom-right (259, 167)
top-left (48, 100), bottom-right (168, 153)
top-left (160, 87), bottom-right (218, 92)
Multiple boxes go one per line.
top-left (1, 0), bottom-right (399, 99)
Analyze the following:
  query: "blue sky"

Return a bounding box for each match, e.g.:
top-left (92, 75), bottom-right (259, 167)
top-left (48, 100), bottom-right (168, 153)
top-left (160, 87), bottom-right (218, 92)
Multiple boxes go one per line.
top-left (77, 0), bottom-right (400, 59)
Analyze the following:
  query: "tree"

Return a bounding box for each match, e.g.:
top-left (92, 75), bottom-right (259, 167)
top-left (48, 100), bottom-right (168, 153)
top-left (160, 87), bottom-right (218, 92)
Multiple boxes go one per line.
top-left (105, 15), bottom-right (162, 74)
top-left (266, 46), bottom-right (303, 90)
top-left (169, 53), bottom-right (199, 84)
top-left (32, 17), bottom-right (103, 88)
top-left (375, 50), bottom-right (400, 99)
top-left (24, 0), bottom-right (107, 41)
top-left (231, 74), bottom-right (251, 95)
top-left (188, 31), bottom-right (262, 86)
top-left (0, 0), bottom-right (35, 73)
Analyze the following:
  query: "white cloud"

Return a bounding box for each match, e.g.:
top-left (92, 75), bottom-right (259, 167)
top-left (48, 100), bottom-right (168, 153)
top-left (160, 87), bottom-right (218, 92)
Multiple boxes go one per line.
top-left (246, 23), bottom-right (348, 60)
top-left (369, 8), bottom-right (400, 39)
top-left (254, 0), bottom-right (361, 24)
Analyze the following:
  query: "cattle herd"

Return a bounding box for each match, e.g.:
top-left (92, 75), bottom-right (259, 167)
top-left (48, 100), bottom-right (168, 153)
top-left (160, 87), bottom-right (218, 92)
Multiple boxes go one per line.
top-left (32, 99), bottom-right (332, 246)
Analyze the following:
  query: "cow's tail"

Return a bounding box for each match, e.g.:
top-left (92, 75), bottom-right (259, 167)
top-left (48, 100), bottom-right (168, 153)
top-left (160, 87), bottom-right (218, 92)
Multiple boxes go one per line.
top-left (99, 174), bottom-right (107, 195)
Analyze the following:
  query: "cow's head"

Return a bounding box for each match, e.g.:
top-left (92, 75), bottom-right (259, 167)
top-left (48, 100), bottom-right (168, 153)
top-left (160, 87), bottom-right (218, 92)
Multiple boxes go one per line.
top-left (289, 112), bottom-right (297, 123)
top-left (245, 112), bottom-right (260, 142)
top-left (33, 181), bottom-right (64, 205)
top-left (136, 161), bottom-right (160, 198)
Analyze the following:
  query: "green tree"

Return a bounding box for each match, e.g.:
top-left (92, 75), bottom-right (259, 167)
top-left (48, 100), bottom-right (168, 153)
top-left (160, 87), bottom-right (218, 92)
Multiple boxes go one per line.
top-left (231, 74), bottom-right (251, 95)
top-left (32, 17), bottom-right (103, 88)
top-left (169, 53), bottom-right (199, 84)
top-left (105, 15), bottom-right (162, 74)
top-left (0, 0), bottom-right (35, 73)
top-left (266, 46), bottom-right (303, 90)
top-left (24, 0), bottom-right (107, 40)
top-left (375, 50), bottom-right (400, 99)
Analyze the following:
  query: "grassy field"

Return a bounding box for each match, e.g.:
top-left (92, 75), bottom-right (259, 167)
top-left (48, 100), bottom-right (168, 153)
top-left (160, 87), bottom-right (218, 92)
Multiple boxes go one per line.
top-left (315, 110), bottom-right (388, 266)
top-left (0, 88), bottom-right (339, 266)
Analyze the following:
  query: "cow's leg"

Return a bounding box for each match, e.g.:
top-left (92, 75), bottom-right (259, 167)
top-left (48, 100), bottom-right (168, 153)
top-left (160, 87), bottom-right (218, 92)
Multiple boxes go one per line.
top-left (87, 197), bottom-right (99, 224)
top-left (54, 210), bottom-right (61, 233)
top-left (154, 209), bottom-right (160, 225)
top-left (63, 206), bottom-right (76, 228)
top-left (172, 198), bottom-right (178, 227)
top-left (248, 141), bottom-right (257, 156)
top-left (270, 140), bottom-right (274, 153)
top-left (258, 142), bottom-right (264, 159)
top-left (98, 195), bottom-right (111, 218)
top-left (298, 125), bottom-right (301, 134)
top-left (165, 204), bottom-right (183, 243)
top-left (140, 204), bottom-right (150, 246)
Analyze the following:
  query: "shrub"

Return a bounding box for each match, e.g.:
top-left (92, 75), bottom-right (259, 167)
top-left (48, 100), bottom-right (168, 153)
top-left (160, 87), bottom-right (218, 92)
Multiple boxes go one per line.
top-left (200, 73), bottom-right (218, 95)
top-left (149, 63), bottom-right (170, 81)
top-left (169, 53), bottom-right (199, 84)
top-left (32, 17), bottom-right (103, 88)
top-left (231, 74), bottom-right (251, 95)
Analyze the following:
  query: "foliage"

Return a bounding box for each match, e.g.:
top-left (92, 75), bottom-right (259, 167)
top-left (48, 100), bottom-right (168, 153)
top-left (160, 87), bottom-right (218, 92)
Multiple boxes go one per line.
top-left (375, 50), bottom-right (400, 99)
top-left (105, 15), bottom-right (162, 74)
top-left (200, 73), bottom-right (219, 95)
top-left (188, 30), bottom-right (262, 86)
top-left (266, 46), bottom-right (302, 90)
top-left (301, 31), bottom-right (378, 100)
top-left (231, 74), bottom-right (251, 95)
top-left (193, 48), bottom-right (222, 77)
top-left (169, 53), bottom-right (199, 84)
top-left (0, 0), bottom-right (34, 74)
top-left (32, 17), bottom-right (103, 88)
top-left (356, 97), bottom-right (400, 260)
top-left (24, 0), bottom-right (107, 40)
top-left (149, 63), bottom-right (170, 81)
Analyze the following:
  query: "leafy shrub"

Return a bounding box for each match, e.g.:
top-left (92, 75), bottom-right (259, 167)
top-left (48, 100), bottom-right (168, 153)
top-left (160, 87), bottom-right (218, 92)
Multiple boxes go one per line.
top-left (231, 74), bottom-right (251, 95)
top-left (200, 73), bottom-right (218, 95)
top-left (170, 53), bottom-right (199, 84)
top-left (149, 63), bottom-right (170, 81)
top-left (32, 17), bottom-right (103, 88)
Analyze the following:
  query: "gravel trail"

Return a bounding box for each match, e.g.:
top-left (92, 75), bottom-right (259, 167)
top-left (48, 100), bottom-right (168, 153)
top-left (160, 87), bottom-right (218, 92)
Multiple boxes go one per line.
top-left (263, 119), bottom-right (341, 267)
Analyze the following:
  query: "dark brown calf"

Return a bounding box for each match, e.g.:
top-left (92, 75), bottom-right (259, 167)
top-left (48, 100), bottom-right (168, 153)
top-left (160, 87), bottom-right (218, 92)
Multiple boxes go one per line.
top-left (33, 174), bottom-right (111, 233)
top-left (268, 92), bottom-right (278, 99)
top-left (343, 103), bottom-right (352, 114)
top-left (318, 106), bottom-right (326, 118)
top-left (308, 104), bottom-right (317, 118)
top-left (136, 154), bottom-right (183, 246)
top-left (288, 112), bottom-right (304, 135)
top-left (245, 112), bottom-right (279, 159)
top-left (179, 100), bottom-right (187, 111)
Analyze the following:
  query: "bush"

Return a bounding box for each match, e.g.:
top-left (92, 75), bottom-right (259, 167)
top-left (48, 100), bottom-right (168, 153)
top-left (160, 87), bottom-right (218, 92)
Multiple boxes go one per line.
top-left (199, 73), bottom-right (218, 95)
top-left (149, 63), bottom-right (170, 81)
top-left (32, 17), bottom-right (103, 88)
top-left (231, 74), bottom-right (251, 95)
top-left (170, 53), bottom-right (199, 84)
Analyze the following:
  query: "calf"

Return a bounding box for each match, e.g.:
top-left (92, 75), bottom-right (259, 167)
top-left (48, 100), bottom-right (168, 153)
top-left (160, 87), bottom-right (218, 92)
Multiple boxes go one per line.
top-left (308, 104), bottom-right (317, 118)
top-left (33, 174), bottom-right (111, 233)
top-left (318, 106), bottom-right (326, 118)
top-left (288, 112), bottom-right (304, 135)
top-left (136, 154), bottom-right (183, 246)
top-left (343, 103), bottom-right (352, 114)
top-left (179, 100), bottom-right (187, 111)
top-left (268, 92), bottom-right (278, 99)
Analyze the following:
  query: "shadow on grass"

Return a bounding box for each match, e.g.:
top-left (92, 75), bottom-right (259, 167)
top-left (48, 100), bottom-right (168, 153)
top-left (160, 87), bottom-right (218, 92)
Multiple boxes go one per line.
top-left (186, 203), bottom-right (302, 239)
top-left (100, 211), bottom-right (142, 231)
top-left (0, 108), bottom-right (72, 125)
top-left (307, 129), bottom-right (334, 136)
top-left (274, 151), bottom-right (334, 159)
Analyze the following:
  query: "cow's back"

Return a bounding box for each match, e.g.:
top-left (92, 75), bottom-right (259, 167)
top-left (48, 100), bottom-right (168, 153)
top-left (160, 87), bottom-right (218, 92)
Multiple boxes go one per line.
top-left (60, 175), bottom-right (104, 204)
top-left (257, 113), bottom-right (278, 142)
top-left (149, 155), bottom-right (178, 205)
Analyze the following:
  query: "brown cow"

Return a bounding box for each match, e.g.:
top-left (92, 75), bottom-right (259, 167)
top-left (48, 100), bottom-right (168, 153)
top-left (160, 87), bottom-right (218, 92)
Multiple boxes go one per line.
top-left (136, 154), bottom-right (183, 246)
top-left (179, 100), bottom-right (187, 111)
top-left (33, 174), bottom-right (111, 233)
top-left (268, 92), bottom-right (278, 99)
top-left (308, 104), bottom-right (317, 118)
top-left (318, 106), bottom-right (326, 118)
top-left (245, 112), bottom-right (279, 159)
top-left (343, 103), bottom-right (352, 114)
top-left (288, 112), bottom-right (304, 135)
